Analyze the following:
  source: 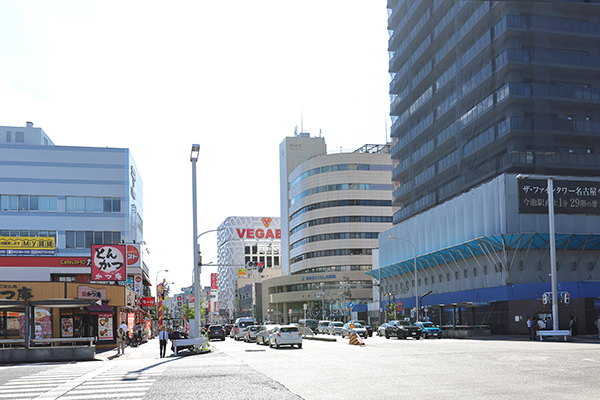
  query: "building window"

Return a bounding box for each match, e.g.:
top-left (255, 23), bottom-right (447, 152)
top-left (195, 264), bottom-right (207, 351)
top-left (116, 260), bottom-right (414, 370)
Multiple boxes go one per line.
top-left (274, 256), bottom-right (280, 266)
top-left (15, 132), bottom-right (24, 143)
top-left (245, 246), bottom-right (250, 254)
top-left (455, 271), bottom-right (459, 280)
top-left (66, 230), bottom-right (122, 249)
top-left (484, 265), bottom-right (488, 275)
top-left (5, 131), bottom-right (10, 142)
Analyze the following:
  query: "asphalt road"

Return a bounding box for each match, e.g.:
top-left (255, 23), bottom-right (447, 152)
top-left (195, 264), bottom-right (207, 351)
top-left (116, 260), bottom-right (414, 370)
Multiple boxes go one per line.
top-left (1, 334), bottom-right (599, 399)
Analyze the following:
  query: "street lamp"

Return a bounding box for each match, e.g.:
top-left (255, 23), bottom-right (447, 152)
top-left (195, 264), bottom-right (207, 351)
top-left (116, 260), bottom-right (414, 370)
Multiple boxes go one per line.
top-left (191, 144), bottom-right (200, 338)
top-left (516, 173), bottom-right (559, 331)
top-left (389, 236), bottom-right (418, 321)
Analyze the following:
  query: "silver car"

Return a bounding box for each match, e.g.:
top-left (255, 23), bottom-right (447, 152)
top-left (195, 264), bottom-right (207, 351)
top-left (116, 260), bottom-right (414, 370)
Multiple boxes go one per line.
top-left (269, 325), bottom-right (303, 348)
top-left (256, 324), bottom-right (279, 345)
top-left (341, 322), bottom-right (368, 339)
top-left (243, 325), bottom-right (261, 342)
top-left (327, 321), bottom-right (344, 335)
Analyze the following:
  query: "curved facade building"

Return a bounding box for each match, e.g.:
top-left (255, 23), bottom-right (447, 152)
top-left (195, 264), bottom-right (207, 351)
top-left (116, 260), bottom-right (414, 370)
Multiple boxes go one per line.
top-left (274, 136), bottom-right (393, 323)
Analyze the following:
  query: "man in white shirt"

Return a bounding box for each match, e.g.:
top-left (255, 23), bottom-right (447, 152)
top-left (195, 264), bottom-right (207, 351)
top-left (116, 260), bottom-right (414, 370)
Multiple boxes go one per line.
top-left (159, 325), bottom-right (168, 358)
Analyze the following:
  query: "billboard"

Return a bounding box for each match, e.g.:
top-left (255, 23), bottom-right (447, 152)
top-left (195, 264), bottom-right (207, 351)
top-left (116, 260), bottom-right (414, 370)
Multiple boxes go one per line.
top-left (126, 244), bottom-right (141, 267)
top-left (0, 236), bottom-right (55, 256)
top-left (211, 273), bottom-right (218, 290)
top-left (91, 245), bottom-right (126, 282)
top-left (518, 179), bottom-right (600, 215)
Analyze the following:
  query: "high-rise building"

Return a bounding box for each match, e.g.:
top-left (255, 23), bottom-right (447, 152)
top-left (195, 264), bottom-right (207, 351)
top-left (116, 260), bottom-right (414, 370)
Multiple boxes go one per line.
top-left (377, 1), bottom-right (600, 335)
top-left (276, 135), bottom-right (393, 324)
top-left (388, 0), bottom-right (600, 225)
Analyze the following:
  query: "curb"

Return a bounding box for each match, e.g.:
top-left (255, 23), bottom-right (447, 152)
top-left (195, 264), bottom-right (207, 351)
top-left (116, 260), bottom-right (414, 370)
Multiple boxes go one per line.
top-left (303, 335), bottom-right (337, 342)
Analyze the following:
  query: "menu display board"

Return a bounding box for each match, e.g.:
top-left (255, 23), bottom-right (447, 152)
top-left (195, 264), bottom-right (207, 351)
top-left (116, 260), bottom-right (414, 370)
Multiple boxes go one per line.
top-left (98, 313), bottom-right (114, 340)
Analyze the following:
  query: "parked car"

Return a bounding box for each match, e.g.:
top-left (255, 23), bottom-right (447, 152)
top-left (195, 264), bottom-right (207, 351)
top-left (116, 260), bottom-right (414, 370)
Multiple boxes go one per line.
top-left (269, 325), bottom-right (302, 348)
top-left (377, 323), bottom-right (389, 337)
top-left (206, 325), bottom-right (226, 341)
top-left (415, 321), bottom-right (443, 339)
top-left (385, 320), bottom-right (422, 339)
top-left (243, 325), bottom-right (261, 342)
top-left (341, 322), bottom-right (368, 339)
top-left (352, 320), bottom-right (373, 337)
top-left (256, 324), bottom-right (279, 345)
top-left (327, 321), bottom-right (344, 335)
top-left (317, 320), bottom-right (330, 334)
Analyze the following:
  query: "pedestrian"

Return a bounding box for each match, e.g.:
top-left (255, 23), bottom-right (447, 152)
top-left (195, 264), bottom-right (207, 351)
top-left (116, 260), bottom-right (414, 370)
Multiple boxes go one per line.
top-left (596, 317), bottom-right (600, 338)
top-left (159, 325), bottom-right (168, 358)
top-left (527, 317), bottom-right (533, 340)
top-left (537, 317), bottom-right (545, 331)
top-left (545, 316), bottom-right (552, 330)
top-left (531, 317), bottom-right (539, 340)
top-left (569, 316), bottom-right (578, 337)
top-left (116, 326), bottom-right (126, 355)
top-left (119, 321), bottom-right (129, 344)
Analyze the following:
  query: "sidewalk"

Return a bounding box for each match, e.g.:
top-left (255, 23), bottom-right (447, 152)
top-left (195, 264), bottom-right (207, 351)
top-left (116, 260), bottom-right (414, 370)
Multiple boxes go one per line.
top-left (473, 334), bottom-right (600, 343)
top-left (95, 337), bottom-right (211, 361)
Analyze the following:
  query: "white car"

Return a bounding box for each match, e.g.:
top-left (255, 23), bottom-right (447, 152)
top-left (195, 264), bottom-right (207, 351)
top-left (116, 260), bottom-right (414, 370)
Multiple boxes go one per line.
top-left (327, 321), bottom-right (344, 335)
top-left (341, 322), bottom-right (368, 339)
top-left (269, 325), bottom-right (303, 348)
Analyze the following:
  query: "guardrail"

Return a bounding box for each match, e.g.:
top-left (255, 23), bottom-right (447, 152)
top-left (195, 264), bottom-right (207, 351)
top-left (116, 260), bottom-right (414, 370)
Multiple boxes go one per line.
top-left (172, 337), bottom-right (207, 355)
top-left (537, 330), bottom-right (571, 341)
top-left (1, 337), bottom-right (95, 348)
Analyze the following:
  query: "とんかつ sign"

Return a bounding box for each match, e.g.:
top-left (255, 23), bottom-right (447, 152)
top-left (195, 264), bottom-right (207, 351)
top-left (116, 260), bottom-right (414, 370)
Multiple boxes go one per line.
top-left (91, 245), bottom-right (126, 282)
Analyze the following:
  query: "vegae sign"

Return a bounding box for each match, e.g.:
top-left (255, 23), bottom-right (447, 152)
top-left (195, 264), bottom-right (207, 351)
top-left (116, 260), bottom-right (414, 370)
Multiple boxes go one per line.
top-left (235, 217), bottom-right (280, 239)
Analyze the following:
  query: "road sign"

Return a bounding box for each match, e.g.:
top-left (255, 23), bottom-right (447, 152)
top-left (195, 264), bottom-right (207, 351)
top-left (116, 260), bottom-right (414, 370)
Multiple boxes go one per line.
top-left (347, 301), bottom-right (354, 309)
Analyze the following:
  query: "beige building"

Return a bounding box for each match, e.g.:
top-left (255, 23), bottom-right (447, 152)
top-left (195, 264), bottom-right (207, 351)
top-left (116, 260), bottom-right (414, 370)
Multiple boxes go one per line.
top-left (272, 135), bottom-right (393, 324)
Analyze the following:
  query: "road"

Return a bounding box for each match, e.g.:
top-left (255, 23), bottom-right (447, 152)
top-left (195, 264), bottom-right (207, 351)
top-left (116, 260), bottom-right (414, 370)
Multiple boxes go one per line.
top-left (1, 334), bottom-right (599, 399)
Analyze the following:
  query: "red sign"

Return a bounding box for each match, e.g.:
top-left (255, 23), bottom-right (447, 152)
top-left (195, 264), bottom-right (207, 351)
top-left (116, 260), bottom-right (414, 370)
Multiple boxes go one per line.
top-left (91, 245), bottom-right (126, 282)
top-left (126, 244), bottom-right (140, 266)
top-left (142, 297), bottom-right (156, 308)
top-left (211, 273), bottom-right (218, 290)
top-left (236, 229), bottom-right (281, 239)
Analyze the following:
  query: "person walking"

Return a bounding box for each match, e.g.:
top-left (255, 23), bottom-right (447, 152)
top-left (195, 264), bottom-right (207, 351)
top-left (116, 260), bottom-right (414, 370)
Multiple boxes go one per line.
top-left (569, 316), bottom-right (578, 337)
top-left (545, 316), bottom-right (552, 330)
top-left (531, 317), bottom-right (539, 340)
top-left (159, 325), bottom-right (168, 358)
top-left (527, 317), bottom-right (533, 340)
top-left (116, 325), bottom-right (126, 355)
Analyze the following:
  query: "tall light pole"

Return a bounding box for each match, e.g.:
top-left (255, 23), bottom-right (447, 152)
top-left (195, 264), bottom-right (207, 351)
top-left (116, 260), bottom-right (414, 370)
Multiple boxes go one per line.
top-left (389, 236), bottom-right (418, 321)
top-left (517, 174), bottom-right (559, 331)
top-left (190, 144), bottom-right (200, 337)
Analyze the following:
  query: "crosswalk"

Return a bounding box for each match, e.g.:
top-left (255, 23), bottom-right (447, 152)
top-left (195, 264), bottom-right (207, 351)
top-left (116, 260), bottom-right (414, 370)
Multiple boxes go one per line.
top-left (0, 360), bottom-right (167, 400)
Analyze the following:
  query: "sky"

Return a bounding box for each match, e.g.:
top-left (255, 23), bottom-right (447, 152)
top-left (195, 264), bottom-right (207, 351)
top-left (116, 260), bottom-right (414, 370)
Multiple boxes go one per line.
top-left (0, 1), bottom-right (391, 292)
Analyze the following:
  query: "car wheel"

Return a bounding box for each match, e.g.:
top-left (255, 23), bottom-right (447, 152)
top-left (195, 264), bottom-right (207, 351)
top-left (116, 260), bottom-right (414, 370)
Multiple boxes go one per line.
top-left (415, 335), bottom-right (421, 340)
top-left (297, 343), bottom-right (302, 349)
top-left (276, 341), bottom-right (280, 349)
top-left (341, 332), bottom-right (345, 338)
top-left (422, 332), bottom-right (427, 339)
top-left (385, 332), bottom-right (390, 339)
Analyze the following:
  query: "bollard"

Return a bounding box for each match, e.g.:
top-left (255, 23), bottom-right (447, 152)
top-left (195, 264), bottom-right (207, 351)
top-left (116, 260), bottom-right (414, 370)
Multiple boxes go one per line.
top-left (349, 331), bottom-right (365, 346)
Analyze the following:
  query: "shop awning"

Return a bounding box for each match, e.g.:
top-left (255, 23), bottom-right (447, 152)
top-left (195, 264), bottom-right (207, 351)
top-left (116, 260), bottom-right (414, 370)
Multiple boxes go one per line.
top-left (0, 298), bottom-right (101, 311)
top-left (86, 302), bottom-right (114, 313)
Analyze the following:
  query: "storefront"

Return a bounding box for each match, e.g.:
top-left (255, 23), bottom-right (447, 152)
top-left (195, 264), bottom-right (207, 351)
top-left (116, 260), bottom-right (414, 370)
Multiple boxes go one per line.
top-left (0, 281), bottom-right (134, 344)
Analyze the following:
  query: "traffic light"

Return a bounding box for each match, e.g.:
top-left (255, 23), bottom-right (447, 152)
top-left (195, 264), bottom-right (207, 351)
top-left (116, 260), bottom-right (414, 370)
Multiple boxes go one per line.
top-left (177, 295), bottom-right (182, 302)
top-left (564, 293), bottom-right (570, 304)
top-left (246, 261), bottom-right (264, 273)
top-left (542, 294), bottom-right (548, 305)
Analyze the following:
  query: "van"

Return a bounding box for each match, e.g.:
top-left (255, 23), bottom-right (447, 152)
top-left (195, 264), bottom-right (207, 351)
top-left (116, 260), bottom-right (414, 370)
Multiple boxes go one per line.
top-left (232, 317), bottom-right (255, 340)
top-left (298, 319), bottom-right (318, 333)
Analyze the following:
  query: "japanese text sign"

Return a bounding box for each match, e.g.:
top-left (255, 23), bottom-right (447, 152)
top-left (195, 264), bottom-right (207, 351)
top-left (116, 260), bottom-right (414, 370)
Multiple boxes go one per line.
top-left (91, 245), bottom-right (126, 281)
top-left (518, 179), bottom-right (600, 215)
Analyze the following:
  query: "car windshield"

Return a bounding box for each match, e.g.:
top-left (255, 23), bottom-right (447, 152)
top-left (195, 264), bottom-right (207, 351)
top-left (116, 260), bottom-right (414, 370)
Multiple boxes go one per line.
top-left (208, 326), bottom-right (222, 331)
top-left (280, 327), bottom-right (298, 333)
top-left (397, 321), bottom-right (413, 326)
top-left (249, 326), bottom-right (259, 331)
top-left (239, 321), bottom-right (254, 328)
top-left (421, 322), bottom-right (436, 327)
top-left (333, 322), bottom-right (343, 327)
top-left (353, 323), bottom-right (363, 328)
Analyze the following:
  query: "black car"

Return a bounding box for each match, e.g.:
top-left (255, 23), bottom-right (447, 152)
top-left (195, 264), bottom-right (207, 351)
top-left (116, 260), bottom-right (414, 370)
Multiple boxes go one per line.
top-left (207, 325), bottom-right (226, 341)
top-left (224, 324), bottom-right (234, 336)
top-left (384, 320), bottom-right (422, 340)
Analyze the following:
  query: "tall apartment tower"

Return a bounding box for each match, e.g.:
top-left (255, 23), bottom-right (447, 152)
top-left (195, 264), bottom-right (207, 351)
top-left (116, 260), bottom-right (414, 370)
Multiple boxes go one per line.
top-left (388, 0), bottom-right (600, 225)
